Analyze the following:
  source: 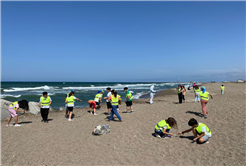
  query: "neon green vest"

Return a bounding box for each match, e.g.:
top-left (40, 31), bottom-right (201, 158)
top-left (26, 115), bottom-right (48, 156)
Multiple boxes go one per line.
top-left (221, 86), bottom-right (225, 90)
top-left (66, 96), bottom-right (74, 105)
top-left (196, 123), bottom-right (211, 135)
top-left (194, 89), bottom-right (200, 93)
top-left (94, 94), bottom-right (100, 101)
top-left (111, 95), bottom-right (120, 105)
top-left (10, 101), bottom-right (18, 110)
top-left (126, 91), bottom-right (133, 101)
top-left (40, 96), bottom-right (50, 106)
top-left (155, 120), bottom-right (171, 131)
top-left (199, 91), bottom-right (209, 100)
top-left (177, 88), bottom-right (181, 94)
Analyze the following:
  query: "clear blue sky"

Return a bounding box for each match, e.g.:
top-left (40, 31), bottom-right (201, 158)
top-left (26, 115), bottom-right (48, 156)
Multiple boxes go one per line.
top-left (1, 1), bottom-right (245, 82)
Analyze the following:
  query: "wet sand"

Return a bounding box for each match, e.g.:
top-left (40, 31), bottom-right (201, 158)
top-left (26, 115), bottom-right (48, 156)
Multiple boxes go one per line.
top-left (1, 83), bottom-right (245, 165)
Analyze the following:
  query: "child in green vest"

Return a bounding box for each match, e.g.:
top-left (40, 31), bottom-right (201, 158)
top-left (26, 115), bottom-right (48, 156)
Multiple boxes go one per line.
top-left (124, 87), bottom-right (134, 113)
top-left (221, 85), bottom-right (225, 94)
top-left (178, 118), bottom-right (211, 144)
top-left (94, 91), bottom-right (102, 109)
top-left (154, 117), bottom-right (178, 138)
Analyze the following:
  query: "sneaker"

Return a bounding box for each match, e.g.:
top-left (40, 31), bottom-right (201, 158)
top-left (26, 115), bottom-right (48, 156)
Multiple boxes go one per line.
top-left (164, 134), bottom-right (172, 138)
top-left (15, 124), bottom-right (21, 127)
top-left (94, 113), bottom-right (98, 115)
top-left (6, 124), bottom-right (13, 127)
top-left (155, 134), bottom-right (161, 138)
top-left (90, 112), bottom-right (93, 114)
top-left (131, 111), bottom-right (134, 113)
top-left (204, 115), bottom-right (207, 119)
top-left (65, 115), bottom-right (68, 119)
top-left (68, 119), bottom-right (74, 121)
top-left (206, 141), bottom-right (209, 144)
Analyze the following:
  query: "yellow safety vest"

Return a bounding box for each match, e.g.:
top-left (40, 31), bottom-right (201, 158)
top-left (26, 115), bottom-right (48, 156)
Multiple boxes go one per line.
top-left (10, 101), bottom-right (18, 110)
top-left (221, 86), bottom-right (225, 90)
top-left (111, 95), bottom-right (120, 105)
top-left (177, 88), bottom-right (181, 94)
top-left (94, 94), bottom-right (100, 101)
top-left (196, 123), bottom-right (211, 135)
top-left (155, 120), bottom-right (171, 131)
top-left (194, 89), bottom-right (200, 93)
top-left (40, 96), bottom-right (50, 106)
top-left (199, 91), bottom-right (209, 100)
top-left (66, 96), bottom-right (74, 105)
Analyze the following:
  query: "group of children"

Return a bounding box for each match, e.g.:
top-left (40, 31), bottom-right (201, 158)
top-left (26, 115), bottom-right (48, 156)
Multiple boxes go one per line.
top-left (155, 117), bottom-right (211, 144)
top-left (6, 84), bottom-right (225, 145)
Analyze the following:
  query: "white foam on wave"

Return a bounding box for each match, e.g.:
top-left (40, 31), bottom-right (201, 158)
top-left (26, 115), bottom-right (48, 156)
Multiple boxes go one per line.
top-left (132, 92), bottom-right (148, 99)
top-left (1, 94), bottom-right (21, 98)
top-left (3, 85), bottom-right (57, 92)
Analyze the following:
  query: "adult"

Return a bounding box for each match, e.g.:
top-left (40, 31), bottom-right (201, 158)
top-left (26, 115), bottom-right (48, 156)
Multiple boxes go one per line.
top-left (178, 118), bottom-right (211, 144)
top-left (39, 92), bottom-right (52, 123)
top-left (221, 85), bottom-right (225, 95)
top-left (195, 86), bottom-right (213, 119)
top-left (107, 90), bottom-right (123, 122)
top-left (181, 86), bottom-right (186, 103)
top-left (124, 87), bottom-right (134, 113)
top-left (150, 85), bottom-right (157, 104)
top-left (176, 85), bottom-right (182, 104)
top-left (104, 87), bottom-right (112, 114)
top-left (65, 91), bottom-right (82, 121)
top-left (6, 100), bottom-right (29, 127)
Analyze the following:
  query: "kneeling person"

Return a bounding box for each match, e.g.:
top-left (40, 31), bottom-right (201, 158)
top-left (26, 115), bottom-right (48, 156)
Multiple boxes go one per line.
top-left (178, 118), bottom-right (211, 144)
top-left (155, 117), bottom-right (177, 138)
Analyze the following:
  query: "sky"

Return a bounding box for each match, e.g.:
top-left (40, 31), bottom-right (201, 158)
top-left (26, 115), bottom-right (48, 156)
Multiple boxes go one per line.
top-left (1, 1), bottom-right (245, 82)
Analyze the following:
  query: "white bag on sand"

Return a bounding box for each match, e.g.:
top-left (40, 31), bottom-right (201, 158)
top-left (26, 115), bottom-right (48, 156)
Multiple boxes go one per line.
top-left (93, 124), bottom-right (110, 135)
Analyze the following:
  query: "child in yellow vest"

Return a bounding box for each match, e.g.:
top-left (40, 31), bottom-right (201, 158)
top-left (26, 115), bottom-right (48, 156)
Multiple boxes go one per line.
top-left (221, 85), bottom-right (225, 94)
top-left (154, 117), bottom-right (178, 138)
top-left (178, 118), bottom-right (211, 144)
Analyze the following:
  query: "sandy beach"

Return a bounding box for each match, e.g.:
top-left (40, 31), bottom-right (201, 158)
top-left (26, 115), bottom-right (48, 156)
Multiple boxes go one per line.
top-left (1, 82), bottom-right (245, 166)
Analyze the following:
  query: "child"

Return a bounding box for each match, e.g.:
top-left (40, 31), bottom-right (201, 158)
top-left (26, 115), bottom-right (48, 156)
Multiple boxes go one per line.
top-left (181, 86), bottom-right (186, 103)
top-left (94, 91), bottom-right (102, 109)
top-left (64, 89), bottom-right (75, 119)
top-left (124, 87), bottom-right (134, 113)
top-left (176, 85), bottom-right (182, 104)
top-left (221, 85), bottom-right (225, 94)
top-left (178, 118), bottom-right (211, 144)
top-left (65, 91), bottom-right (82, 121)
top-left (194, 85), bottom-right (201, 102)
top-left (6, 100), bottom-right (29, 127)
top-left (154, 117), bottom-right (178, 138)
top-left (107, 90), bottom-right (123, 122)
top-left (39, 92), bottom-right (52, 123)
top-left (195, 86), bottom-right (213, 119)
top-left (88, 100), bottom-right (97, 115)
top-left (104, 87), bottom-right (112, 114)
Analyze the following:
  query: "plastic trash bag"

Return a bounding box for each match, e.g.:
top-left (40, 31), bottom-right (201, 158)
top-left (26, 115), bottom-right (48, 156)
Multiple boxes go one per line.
top-left (93, 124), bottom-right (110, 135)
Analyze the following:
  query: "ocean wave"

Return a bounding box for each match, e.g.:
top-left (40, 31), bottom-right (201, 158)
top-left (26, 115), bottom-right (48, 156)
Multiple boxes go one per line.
top-left (132, 92), bottom-right (148, 99)
top-left (1, 94), bottom-right (21, 98)
top-left (3, 85), bottom-right (57, 92)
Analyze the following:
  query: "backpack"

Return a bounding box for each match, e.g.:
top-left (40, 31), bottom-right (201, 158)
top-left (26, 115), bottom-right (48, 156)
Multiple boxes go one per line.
top-left (93, 124), bottom-right (110, 135)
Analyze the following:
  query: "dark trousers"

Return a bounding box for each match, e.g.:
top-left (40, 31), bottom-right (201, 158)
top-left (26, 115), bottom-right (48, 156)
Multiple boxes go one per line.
top-left (178, 93), bottom-right (182, 103)
top-left (182, 95), bottom-right (185, 100)
top-left (41, 108), bottom-right (49, 121)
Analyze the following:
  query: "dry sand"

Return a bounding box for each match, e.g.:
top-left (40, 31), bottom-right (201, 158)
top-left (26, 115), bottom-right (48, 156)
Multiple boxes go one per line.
top-left (1, 83), bottom-right (245, 165)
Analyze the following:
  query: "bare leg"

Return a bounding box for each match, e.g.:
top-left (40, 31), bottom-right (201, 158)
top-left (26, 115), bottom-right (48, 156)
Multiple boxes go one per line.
top-left (7, 116), bottom-right (12, 125)
top-left (126, 106), bottom-right (129, 112)
top-left (69, 112), bottom-right (73, 119)
top-left (14, 116), bottom-right (18, 124)
top-left (130, 106), bottom-right (133, 112)
top-left (93, 108), bottom-right (96, 114)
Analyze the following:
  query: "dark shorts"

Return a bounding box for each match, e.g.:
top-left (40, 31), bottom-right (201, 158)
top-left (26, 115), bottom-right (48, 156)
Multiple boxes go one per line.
top-left (107, 102), bottom-right (112, 109)
top-left (96, 102), bottom-right (99, 106)
top-left (125, 101), bottom-right (133, 106)
top-left (67, 107), bottom-right (73, 112)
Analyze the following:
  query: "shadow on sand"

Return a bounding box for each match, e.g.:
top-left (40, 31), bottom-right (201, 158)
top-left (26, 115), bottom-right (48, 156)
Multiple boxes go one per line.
top-left (186, 111), bottom-right (203, 117)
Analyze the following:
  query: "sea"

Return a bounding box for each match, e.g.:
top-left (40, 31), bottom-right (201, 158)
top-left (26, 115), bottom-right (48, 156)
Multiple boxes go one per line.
top-left (1, 82), bottom-right (193, 110)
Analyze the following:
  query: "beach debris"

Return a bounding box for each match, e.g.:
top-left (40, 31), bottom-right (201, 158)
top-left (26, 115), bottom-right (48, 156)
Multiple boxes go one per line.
top-left (92, 124), bottom-right (110, 135)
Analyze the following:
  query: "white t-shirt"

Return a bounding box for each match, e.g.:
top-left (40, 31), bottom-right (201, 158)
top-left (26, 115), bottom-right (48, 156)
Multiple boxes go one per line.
top-left (106, 92), bottom-right (112, 102)
top-left (39, 97), bottom-right (52, 108)
top-left (67, 96), bottom-right (77, 107)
